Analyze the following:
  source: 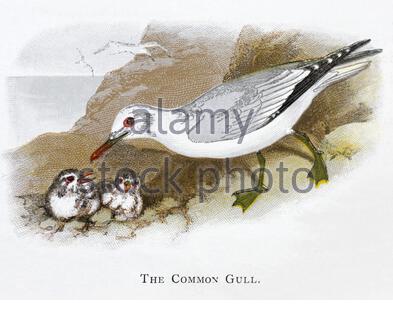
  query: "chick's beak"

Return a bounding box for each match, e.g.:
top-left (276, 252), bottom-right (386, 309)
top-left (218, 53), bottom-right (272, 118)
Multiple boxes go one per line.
top-left (124, 180), bottom-right (131, 192)
top-left (90, 131), bottom-right (128, 161)
top-left (77, 170), bottom-right (94, 185)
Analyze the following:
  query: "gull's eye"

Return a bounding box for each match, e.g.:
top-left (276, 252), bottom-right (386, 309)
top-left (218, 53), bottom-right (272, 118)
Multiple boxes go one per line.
top-left (65, 176), bottom-right (75, 183)
top-left (119, 177), bottom-right (124, 182)
top-left (123, 117), bottom-right (135, 128)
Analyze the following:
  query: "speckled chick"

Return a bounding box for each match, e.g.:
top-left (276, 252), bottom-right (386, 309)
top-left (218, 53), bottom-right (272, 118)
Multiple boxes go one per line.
top-left (100, 168), bottom-right (143, 221)
top-left (45, 169), bottom-right (101, 222)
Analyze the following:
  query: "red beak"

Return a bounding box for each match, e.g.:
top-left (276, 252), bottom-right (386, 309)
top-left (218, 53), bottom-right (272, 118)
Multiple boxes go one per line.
top-left (90, 139), bottom-right (114, 161)
top-left (90, 132), bottom-right (128, 162)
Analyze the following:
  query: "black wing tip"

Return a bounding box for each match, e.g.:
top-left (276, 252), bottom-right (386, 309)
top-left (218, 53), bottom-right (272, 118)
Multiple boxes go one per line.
top-left (365, 48), bottom-right (383, 56)
top-left (358, 38), bottom-right (371, 45)
top-left (348, 39), bottom-right (371, 52)
top-left (340, 47), bottom-right (382, 64)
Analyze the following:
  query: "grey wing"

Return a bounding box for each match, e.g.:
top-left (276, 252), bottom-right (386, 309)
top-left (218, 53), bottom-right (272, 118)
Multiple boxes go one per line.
top-left (187, 67), bottom-right (310, 143)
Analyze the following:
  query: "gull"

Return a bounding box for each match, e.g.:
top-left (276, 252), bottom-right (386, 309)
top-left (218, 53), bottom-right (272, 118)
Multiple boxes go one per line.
top-left (91, 39), bottom-right (382, 211)
top-left (74, 48), bottom-right (95, 77)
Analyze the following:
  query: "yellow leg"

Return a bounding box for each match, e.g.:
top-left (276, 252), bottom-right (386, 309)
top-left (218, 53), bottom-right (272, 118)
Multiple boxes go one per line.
top-left (232, 151), bottom-right (269, 212)
top-left (293, 131), bottom-right (328, 187)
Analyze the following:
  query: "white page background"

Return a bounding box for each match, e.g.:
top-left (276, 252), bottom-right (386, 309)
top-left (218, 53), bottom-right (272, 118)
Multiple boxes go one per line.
top-left (0, 0), bottom-right (392, 299)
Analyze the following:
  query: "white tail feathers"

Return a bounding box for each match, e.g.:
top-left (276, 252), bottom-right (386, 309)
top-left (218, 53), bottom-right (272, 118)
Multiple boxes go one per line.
top-left (313, 61), bottom-right (371, 92)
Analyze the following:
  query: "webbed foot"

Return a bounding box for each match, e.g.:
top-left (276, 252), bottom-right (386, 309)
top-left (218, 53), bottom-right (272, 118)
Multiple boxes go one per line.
top-left (232, 151), bottom-right (269, 212)
top-left (232, 185), bottom-right (268, 212)
top-left (293, 131), bottom-right (328, 187)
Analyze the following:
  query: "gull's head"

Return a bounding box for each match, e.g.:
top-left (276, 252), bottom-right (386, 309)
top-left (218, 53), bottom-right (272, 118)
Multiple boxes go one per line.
top-left (90, 105), bottom-right (154, 161)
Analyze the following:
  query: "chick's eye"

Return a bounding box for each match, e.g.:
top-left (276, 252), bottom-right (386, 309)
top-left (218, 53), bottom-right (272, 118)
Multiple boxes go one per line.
top-left (123, 117), bottom-right (134, 128)
top-left (66, 176), bottom-right (75, 182)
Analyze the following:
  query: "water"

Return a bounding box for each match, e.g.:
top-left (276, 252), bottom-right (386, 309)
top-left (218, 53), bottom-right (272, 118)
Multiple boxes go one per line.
top-left (7, 76), bottom-right (103, 148)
